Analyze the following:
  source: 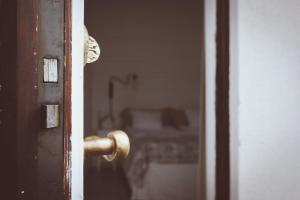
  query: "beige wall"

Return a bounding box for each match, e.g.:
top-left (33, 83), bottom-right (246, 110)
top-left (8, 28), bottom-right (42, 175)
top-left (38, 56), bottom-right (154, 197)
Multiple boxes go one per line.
top-left (85, 0), bottom-right (202, 133)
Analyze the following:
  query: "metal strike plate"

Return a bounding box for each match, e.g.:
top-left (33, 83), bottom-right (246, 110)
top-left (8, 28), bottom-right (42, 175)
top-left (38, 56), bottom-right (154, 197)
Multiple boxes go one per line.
top-left (42, 104), bottom-right (60, 129)
top-left (43, 58), bottom-right (58, 83)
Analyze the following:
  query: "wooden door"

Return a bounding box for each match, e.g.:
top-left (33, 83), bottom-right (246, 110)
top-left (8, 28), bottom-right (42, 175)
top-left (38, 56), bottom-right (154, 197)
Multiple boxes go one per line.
top-left (0, 0), bottom-right (230, 200)
top-left (0, 0), bottom-right (84, 199)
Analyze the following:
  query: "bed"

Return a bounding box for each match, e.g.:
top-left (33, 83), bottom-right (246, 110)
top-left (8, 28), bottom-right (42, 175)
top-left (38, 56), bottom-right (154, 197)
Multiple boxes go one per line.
top-left (120, 108), bottom-right (200, 200)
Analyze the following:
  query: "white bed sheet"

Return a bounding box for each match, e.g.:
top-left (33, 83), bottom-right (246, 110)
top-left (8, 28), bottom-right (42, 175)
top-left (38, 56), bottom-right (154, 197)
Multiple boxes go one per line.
top-left (125, 127), bottom-right (199, 200)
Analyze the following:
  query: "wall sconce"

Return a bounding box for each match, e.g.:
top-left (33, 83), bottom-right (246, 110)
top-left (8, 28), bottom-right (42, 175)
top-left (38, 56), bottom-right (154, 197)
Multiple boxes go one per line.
top-left (99, 73), bottom-right (138, 129)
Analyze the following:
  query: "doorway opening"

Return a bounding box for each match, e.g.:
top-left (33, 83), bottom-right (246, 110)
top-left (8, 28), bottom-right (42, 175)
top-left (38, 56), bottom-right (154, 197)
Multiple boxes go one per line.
top-left (84, 1), bottom-right (205, 200)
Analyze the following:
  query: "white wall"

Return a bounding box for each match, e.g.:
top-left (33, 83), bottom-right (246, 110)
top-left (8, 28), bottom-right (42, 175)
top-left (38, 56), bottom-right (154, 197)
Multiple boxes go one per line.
top-left (231, 0), bottom-right (300, 199)
top-left (85, 0), bottom-right (202, 133)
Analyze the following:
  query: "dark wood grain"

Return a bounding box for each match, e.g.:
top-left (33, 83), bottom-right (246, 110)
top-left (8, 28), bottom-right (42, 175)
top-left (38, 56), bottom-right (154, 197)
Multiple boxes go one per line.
top-left (64, 0), bottom-right (72, 199)
top-left (1, 0), bottom-right (70, 199)
top-left (16, 0), bottom-right (39, 199)
top-left (216, 0), bottom-right (230, 200)
top-left (0, 0), bottom-right (17, 199)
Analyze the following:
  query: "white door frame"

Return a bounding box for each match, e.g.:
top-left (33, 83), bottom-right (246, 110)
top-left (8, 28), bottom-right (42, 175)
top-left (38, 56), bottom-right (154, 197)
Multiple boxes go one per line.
top-left (204, 0), bottom-right (217, 199)
top-left (71, 0), bottom-right (84, 199)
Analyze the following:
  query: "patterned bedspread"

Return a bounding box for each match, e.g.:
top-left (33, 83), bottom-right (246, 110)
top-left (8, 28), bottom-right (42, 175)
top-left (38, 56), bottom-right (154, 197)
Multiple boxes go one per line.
top-left (123, 128), bottom-right (199, 189)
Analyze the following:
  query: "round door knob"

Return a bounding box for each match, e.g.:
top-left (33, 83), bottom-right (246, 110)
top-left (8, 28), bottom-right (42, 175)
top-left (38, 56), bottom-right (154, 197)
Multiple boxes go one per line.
top-left (84, 130), bottom-right (130, 161)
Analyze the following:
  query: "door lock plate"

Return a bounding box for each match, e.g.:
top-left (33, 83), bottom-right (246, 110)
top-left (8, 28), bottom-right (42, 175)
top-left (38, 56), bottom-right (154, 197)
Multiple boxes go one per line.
top-left (42, 104), bottom-right (60, 129)
top-left (43, 58), bottom-right (58, 83)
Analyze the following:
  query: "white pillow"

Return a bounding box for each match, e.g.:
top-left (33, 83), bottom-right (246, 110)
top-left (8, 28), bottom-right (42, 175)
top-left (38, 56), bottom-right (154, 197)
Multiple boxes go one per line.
top-left (131, 110), bottom-right (162, 130)
top-left (185, 109), bottom-right (199, 128)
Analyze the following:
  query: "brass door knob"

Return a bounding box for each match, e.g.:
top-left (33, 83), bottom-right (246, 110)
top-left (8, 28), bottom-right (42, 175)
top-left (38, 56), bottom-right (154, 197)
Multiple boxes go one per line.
top-left (84, 130), bottom-right (130, 161)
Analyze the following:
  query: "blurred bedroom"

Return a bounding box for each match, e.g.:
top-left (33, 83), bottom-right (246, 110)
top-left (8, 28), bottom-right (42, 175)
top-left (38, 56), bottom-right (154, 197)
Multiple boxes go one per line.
top-left (84, 0), bottom-right (204, 200)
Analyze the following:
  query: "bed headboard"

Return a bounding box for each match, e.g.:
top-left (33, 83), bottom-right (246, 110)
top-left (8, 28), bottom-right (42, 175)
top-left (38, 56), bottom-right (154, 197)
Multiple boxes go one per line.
top-left (120, 107), bottom-right (196, 130)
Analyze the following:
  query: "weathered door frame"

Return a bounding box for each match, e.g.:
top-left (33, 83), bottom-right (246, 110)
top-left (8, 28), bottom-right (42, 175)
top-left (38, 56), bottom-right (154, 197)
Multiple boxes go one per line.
top-left (215, 0), bottom-right (230, 200)
top-left (204, 0), bottom-right (230, 200)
